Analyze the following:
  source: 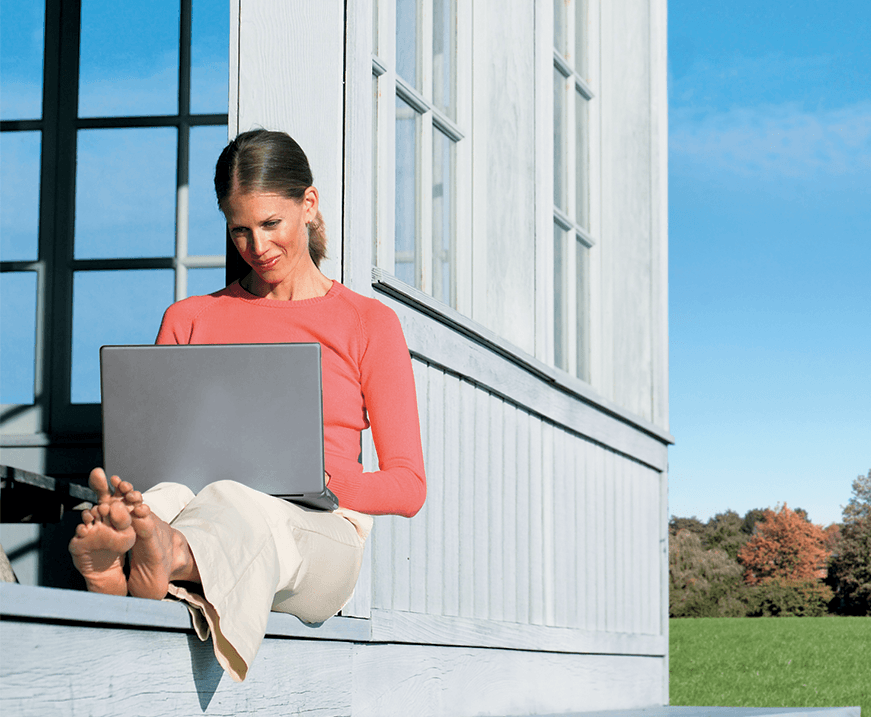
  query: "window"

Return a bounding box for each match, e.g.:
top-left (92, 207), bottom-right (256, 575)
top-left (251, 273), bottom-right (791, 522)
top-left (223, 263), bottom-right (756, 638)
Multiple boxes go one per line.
top-left (552, 0), bottom-right (594, 381)
top-left (372, 0), bottom-right (469, 310)
top-left (0, 0), bottom-right (228, 439)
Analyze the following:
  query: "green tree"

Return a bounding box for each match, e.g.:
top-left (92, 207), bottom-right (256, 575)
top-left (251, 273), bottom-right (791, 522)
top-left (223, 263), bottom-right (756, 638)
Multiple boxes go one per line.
top-left (704, 510), bottom-right (750, 562)
top-left (669, 515), bottom-right (705, 539)
top-left (741, 508), bottom-right (769, 536)
top-left (828, 469), bottom-right (871, 615)
top-left (670, 530), bottom-right (746, 617)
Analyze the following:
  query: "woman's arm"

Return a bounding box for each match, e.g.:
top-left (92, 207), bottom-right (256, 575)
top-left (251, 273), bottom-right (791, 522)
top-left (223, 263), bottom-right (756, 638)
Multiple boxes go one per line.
top-left (328, 305), bottom-right (426, 517)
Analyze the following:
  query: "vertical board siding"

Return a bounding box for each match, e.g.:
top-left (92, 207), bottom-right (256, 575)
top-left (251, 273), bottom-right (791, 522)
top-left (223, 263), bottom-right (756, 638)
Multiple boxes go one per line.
top-left (502, 402), bottom-right (519, 624)
top-left (407, 360), bottom-right (429, 613)
top-left (515, 407), bottom-right (531, 624)
top-left (442, 374), bottom-right (461, 618)
top-left (458, 378), bottom-right (476, 619)
top-left (488, 395), bottom-right (505, 622)
top-left (371, 359), bottom-right (664, 638)
top-left (472, 385), bottom-right (491, 620)
top-left (425, 368), bottom-right (445, 616)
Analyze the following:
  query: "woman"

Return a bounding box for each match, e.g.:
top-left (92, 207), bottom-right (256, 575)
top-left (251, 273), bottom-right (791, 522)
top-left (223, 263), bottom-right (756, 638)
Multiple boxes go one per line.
top-left (68, 129), bottom-right (427, 682)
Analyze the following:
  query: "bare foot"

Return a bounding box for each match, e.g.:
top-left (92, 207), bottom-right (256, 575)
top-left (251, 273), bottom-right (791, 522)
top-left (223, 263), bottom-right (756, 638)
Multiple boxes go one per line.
top-left (126, 493), bottom-right (200, 600)
top-left (68, 499), bottom-right (135, 595)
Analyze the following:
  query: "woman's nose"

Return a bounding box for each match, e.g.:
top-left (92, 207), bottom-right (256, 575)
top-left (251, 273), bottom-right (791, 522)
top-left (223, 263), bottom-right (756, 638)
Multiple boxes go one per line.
top-left (249, 231), bottom-right (269, 256)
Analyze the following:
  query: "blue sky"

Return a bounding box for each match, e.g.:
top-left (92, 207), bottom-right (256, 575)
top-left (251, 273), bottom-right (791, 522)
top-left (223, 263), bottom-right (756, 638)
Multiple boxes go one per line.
top-left (668, 0), bottom-right (871, 527)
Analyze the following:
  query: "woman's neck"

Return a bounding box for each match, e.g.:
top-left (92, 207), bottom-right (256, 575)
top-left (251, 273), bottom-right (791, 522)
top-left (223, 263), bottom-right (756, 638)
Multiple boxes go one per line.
top-left (241, 266), bottom-right (333, 301)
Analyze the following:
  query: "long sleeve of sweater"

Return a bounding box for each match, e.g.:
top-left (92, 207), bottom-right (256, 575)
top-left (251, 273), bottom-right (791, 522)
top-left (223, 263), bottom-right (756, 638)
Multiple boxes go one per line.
top-left (155, 280), bottom-right (426, 517)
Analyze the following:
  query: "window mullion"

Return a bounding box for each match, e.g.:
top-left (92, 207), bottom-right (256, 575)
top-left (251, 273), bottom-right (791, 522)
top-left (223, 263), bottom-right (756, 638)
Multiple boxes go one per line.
top-left (175, 0), bottom-right (192, 301)
top-left (418, 0), bottom-right (434, 294)
top-left (418, 113), bottom-right (433, 295)
top-left (47, 0), bottom-right (83, 429)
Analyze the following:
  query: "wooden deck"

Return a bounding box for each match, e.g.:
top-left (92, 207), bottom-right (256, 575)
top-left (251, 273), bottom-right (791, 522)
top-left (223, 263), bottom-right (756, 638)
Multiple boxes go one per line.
top-left (2, 583), bottom-right (668, 716)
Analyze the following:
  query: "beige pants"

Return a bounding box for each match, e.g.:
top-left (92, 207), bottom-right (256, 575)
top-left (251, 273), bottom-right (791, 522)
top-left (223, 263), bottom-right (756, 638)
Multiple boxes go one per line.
top-left (143, 480), bottom-right (373, 682)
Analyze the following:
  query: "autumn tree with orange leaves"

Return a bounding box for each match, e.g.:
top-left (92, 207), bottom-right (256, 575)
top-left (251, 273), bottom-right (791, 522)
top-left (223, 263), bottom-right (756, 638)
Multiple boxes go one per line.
top-left (737, 504), bottom-right (830, 586)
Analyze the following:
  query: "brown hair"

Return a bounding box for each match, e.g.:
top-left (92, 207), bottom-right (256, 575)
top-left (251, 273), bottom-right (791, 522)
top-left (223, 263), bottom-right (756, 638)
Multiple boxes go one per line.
top-left (215, 129), bottom-right (327, 267)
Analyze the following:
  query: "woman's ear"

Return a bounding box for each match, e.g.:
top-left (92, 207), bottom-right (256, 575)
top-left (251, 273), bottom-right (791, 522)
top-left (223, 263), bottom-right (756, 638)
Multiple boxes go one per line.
top-left (303, 186), bottom-right (319, 223)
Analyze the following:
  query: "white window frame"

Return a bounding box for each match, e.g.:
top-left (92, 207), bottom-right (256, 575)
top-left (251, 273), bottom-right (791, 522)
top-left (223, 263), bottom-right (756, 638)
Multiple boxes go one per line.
top-left (371, 0), bottom-right (472, 314)
top-left (536, 0), bottom-right (600, 382)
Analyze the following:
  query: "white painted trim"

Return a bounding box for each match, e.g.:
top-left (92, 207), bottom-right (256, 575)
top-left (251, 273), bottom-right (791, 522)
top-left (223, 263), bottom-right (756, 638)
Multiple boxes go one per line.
top-left (534, 0), bottom-right (554, 365)
top-left (0, 583), bottom-right (372, 641)
top-left (228, 0), bottom-right (240, 138)
top-left (344, 0), bottom-right (377, 296)
top-left (374, 270), bottom-right (673, 446)
top-left (650, 0), bottom-right (670, 430)
top-left (367, 608), bottom-right (666, 656)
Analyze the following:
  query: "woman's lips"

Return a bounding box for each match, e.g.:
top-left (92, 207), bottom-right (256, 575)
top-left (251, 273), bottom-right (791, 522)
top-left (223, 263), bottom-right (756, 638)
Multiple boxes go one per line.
top-left (253, 256), bottom-right (280, 271)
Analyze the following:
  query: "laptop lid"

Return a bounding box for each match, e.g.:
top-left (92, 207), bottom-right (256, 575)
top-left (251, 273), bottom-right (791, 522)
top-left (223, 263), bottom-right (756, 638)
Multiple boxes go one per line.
top-left (100, 343), bottom-right (337, 511)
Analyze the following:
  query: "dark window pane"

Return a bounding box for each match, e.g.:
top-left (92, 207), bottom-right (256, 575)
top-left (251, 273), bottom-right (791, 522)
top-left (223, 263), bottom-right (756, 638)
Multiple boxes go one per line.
top-left (0, 132), bottom-right (41, 262)
top-left (575, 90), bottom-right (589, 229)
top-left (186, 267), bottom-right (225, 297)
top-left (0, 271), bottom-right (37, 404)
top-left (553, 0), bottom-right (565, 55)
top-left (553, 224), bottom-right (567, 371)
top-left (78, 0), bottom-right (180, 118)
top-left (396, 0), bottom-right (418, 87)
top-left (394, 95), bottom-right (417, 287)
top-left (553, 67), bottom-right (566, 211)
top-left (575, 0), bottom-right (588, 78)
top-left (575, 238), bottom-right (589, 381)
top-left (0, 0), bottom-right (44, 120)
top-left (432, 0), bottom-right (455, 118)
top-left (75, 128), bottom-right (177, 259)
top-left (191, 0), bottom-right (229, 114)
top-left (432, 128), bottom-right (454, 306)
top-left (71, 269), bottom-right (174, 403)
top-left (188, 125), bottom-right (228, 256)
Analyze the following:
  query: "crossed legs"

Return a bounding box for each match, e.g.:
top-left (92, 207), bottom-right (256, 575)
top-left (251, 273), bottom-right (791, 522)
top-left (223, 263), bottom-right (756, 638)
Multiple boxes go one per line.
top-left (68, 468), bottom-right (200, 599)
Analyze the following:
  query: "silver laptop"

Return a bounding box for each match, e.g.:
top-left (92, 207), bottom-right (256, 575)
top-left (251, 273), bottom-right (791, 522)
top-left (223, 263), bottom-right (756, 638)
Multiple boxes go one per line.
top-left (100, 343), bottom-right (338, 511)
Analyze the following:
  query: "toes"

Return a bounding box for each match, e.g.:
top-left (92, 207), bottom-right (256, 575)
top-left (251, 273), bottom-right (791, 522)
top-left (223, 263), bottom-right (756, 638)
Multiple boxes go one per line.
top-left (96, 503), bottom-right (111, 520)
top-left (108, 474), bottom-right (124, 498)
top-left (81, 508), bottom-right (96, 526)
top-left (109, 500), bottom-right (133, 531)
top-left (116, 479), bottom-right (133, 494)
top-left (131, 503), bottom-right (151, 520)
top-left (88, 468), bottom-right (111, 498)
top-left (122, 489), bottom-right (143, 506)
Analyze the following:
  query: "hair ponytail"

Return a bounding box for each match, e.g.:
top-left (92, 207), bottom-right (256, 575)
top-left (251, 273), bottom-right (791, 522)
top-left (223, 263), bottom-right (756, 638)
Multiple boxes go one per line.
top-left (307, 210), bottom-right (327, 268)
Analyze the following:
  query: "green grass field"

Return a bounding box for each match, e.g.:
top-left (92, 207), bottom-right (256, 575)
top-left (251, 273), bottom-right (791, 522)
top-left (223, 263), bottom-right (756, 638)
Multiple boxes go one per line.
top-left (670, 617), bottom-right (870, 713)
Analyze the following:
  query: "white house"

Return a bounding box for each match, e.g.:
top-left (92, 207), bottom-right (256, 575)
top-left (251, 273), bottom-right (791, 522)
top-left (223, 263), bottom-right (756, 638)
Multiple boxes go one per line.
top-left (1, 1), bottom-right (672, 714)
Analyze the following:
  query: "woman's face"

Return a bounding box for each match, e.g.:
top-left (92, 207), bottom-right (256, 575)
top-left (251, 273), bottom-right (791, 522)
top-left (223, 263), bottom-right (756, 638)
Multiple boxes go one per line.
top-left (223, 187), bottom-right (319, 290)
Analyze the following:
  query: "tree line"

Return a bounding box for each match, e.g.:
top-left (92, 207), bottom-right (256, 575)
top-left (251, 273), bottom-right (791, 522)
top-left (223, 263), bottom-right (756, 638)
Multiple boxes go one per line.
top-left (669, 469), bottom-right (871, 617)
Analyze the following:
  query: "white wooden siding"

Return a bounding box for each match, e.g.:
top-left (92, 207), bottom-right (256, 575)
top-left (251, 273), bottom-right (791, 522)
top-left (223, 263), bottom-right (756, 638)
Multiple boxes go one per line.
top-left (371, 357), bottom-right (664, 638)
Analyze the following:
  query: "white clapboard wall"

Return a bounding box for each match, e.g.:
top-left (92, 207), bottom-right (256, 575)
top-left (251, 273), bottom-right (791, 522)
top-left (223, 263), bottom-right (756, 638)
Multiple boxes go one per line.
top-left (373, 357), bottom-right (662, 637)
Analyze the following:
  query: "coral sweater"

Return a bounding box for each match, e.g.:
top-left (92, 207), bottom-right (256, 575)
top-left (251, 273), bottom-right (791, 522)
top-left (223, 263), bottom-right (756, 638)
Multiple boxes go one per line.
top-left (155, 280), bottom-right (426, 517)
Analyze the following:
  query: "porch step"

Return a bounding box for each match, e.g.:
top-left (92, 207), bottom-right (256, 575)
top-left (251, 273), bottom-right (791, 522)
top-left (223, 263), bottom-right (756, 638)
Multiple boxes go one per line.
top-left (525, 709), bottom-right (860, 717)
